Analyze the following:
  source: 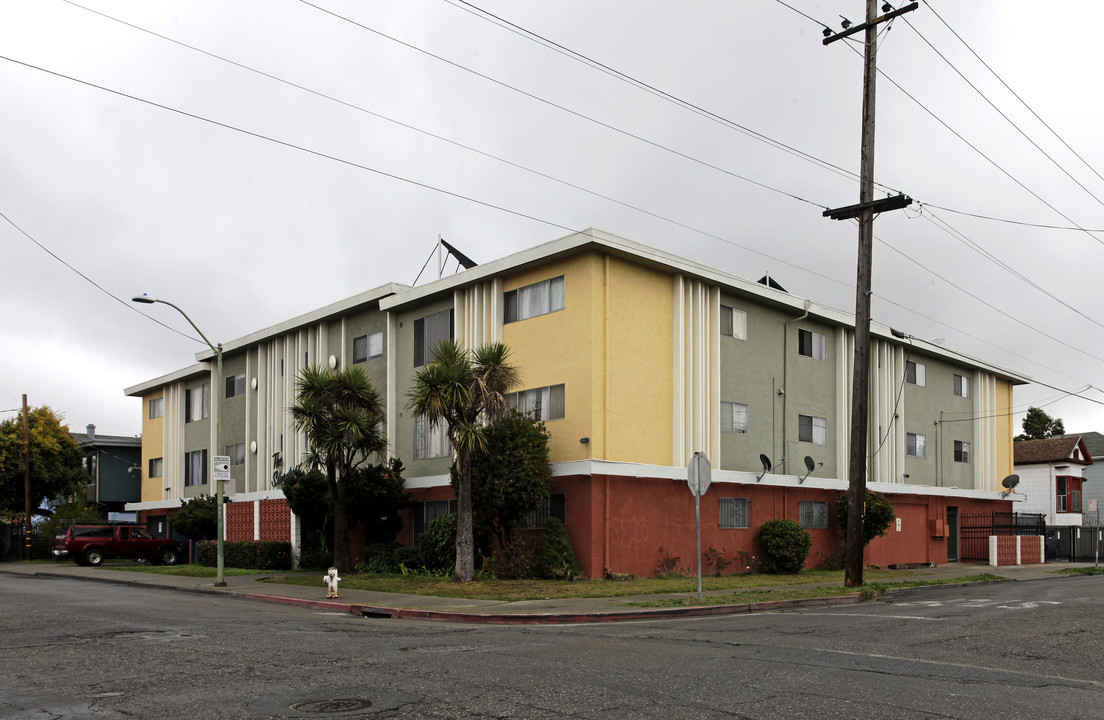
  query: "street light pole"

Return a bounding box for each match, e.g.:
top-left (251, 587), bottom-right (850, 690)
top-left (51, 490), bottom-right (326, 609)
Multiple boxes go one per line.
top-left (133, 295), bottom-right (226, 587)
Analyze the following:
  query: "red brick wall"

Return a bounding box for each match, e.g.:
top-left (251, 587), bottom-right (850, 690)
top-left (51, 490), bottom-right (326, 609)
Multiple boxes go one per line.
top-left (1020, 535), bottom-right (1043, 564)
top-left (259, 499), bottom-right (291, 542)
top-left (226, 502), bottom-right (253, 542)
top-left (994, 535), bottom-right (1018, 566)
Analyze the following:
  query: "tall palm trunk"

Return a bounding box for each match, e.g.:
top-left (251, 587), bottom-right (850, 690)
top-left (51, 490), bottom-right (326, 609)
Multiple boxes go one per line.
top-left (327, 461), bottom-right (352, 573)
top-left (454, 448), bottom-right (475, 582)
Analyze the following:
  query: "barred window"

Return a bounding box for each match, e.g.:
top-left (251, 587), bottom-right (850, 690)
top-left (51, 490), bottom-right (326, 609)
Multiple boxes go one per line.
top-left (516, 494), bottom-right (567, 530)
top-left (412, 500), bottom-right (457, 543)
top-left (719, 498), bottom-right (750, 529)
top-left (799, 500), bottom-right (828, 529)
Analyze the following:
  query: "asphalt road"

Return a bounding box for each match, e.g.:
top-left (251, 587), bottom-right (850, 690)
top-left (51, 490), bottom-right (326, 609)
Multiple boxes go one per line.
top-left (2, 573), bottom-right (1102, 719)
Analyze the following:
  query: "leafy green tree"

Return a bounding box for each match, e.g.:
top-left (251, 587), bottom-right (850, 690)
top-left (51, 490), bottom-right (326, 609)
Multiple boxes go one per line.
top-left (407, 340), bottom-right (519, 582)
top-left (34, 492), bottom-right (102, 555)
top-left (171, 494), bottom-right (228, 541)
top-left (0, 405), bottom-right (84, 517)
top-left (291, 366), bottom-right (387, 573)
top-left (835, 490), bottom-right (895, 546)
top-left (1015, 407), bottom-right (1065, 441)
top-left (345, 458), bottom-right (410, 545)
top-left (535, 517), bottom-right (582, 580)
top-left (280, 467), bottom-right (330, 552)
top-left (451, 411), bottom-right (551, 547)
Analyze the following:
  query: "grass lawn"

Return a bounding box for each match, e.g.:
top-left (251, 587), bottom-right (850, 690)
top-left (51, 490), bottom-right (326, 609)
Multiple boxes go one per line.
top-left (257, 568), bottom-right (1001, 603)
top-left (33, 558), bottom-right (274, 578)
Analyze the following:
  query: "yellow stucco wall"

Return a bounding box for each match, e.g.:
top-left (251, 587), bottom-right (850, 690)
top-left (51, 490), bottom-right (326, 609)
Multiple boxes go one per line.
top-left (141, 393), bottom-right (164, 502)
top-left (502, 251), bottom-right (674, 465)
top-left (995, 378), bottom-right (1015, 479)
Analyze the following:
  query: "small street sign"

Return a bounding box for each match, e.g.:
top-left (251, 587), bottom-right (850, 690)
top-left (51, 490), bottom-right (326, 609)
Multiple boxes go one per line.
top-left (687, 452), bottom-right (711, 497)
top-left (213, 455), bottom-right (231, 482)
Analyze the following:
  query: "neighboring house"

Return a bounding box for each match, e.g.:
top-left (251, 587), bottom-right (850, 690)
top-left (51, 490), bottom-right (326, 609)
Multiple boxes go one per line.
top-left (72, 424), bottom-right (142, 514)
top-left (1013, 436), bottom-right (1092, 525)
top-left (1060, 432), bottom-right (1104, 523)
top-left (125, 229), bottom-right (1029, 576)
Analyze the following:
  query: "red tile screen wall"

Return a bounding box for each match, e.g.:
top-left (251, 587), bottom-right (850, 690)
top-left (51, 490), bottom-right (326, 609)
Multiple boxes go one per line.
top-left (259, 499), bottom-right (291, 542)
top-left (226, 502), bottom-right (253, 542)
top-left (994, 536), bottom-right (1018, 566)
top-left (1020, 536), bottom-right (1043, 564)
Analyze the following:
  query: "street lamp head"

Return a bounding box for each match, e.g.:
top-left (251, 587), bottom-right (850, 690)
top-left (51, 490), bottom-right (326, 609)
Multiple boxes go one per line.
top-left (132, 295), bottom-right (155, 304)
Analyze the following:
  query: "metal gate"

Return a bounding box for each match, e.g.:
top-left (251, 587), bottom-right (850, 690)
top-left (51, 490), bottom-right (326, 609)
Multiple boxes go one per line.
top-left (959, 512), bottom-right (1045, 562)
top-left (1047, 525), bottom-right (1104, 562)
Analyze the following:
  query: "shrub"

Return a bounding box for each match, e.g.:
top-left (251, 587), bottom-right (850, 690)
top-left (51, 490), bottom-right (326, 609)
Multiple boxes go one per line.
top-left (197, 540), bottom-right (292, 570)
top-left (418, 513), bottom-right (457, 574)
top-left (756, 519), bottom-right (812, 574)
top-left (485, 532), bottom-right (542, 579)
top-left (535, 518), bottom-right (582, 580)
top-left (703, 546), bottom-right (732, 576)
top-left (297, 548), bottom-right (334, 570)
top-left (656, 545), bottom-right (689, 577)
top-left (358, 542), bottom-right (419, 574)
top-left (835, 490), bottom-right (896, 546)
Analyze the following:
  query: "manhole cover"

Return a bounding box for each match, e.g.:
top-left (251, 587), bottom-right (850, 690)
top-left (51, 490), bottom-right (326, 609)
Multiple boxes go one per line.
top-left (290, 698), bottom-right (373, 714)
top-left (405, 645), bottom-right (476, 653)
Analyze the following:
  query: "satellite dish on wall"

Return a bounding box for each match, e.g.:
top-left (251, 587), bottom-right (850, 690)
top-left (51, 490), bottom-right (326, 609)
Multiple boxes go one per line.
top-left (1001, 474), bottom-right (1020, 490)
top-left (756, 454), bottom-right (772, 482)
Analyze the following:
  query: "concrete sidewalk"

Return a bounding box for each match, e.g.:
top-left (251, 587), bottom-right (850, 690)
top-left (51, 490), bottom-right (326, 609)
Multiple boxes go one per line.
top-left (2, 560), bottom-right (1099, 624)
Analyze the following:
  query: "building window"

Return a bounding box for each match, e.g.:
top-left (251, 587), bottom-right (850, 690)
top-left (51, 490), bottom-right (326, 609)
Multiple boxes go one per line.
top-left (413, 417), bottom-right (451, 460)
top-left (798, 414), bottom-right (826, 444)
top-left (184, 449), bottom-right (207, 487)
top-left (412, 499), bottom-right (457, 543)
top-left (148, 397), bottom-right (163, 420)
top-left (721, 402), bottom-right (749, 434)
top-left (353, 331), bottom-right (384, 363)
top-left (798, 329), bottom-right (826, 360)
top-left (185, 383), bottom-right (209, 423)
top-left (226, 442), bottom-right (246, 466)
top-left (906, 432), bottom-right (927, 458)
top-left (954, 440), bottom-right (970, 463)
top-left (719, 498), bottom-right (750, 529)
top-left (800, 500), bottom-right (829, 529)
top-left (516, 494), bottom-right (567, 530)
top-left (508, 384), bottom-right (565, 421)
top-left (954, 374), bottom-right (970, 397)
top-left (225, 373), bottom-right (246, 399)
top-left (906, 361), bottom-right (926, 387)
top-left (504, 276), bottom-right (565, 323)
top-left (721, 305), bottom-right (748, 340)
top-left (148, 457), bottom-right (163, 478)
top-left (414, 309), bottom-right (454, 367)
top-left (1056, 476), bottom-right (1083, 513)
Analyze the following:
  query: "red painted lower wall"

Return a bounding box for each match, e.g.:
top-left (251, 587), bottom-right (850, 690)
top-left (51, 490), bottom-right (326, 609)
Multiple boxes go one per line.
top-left (404, 474), bottom-right (1014, 578)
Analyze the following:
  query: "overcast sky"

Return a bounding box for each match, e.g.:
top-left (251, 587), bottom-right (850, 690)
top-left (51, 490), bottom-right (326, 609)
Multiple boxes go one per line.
top-left (5, 0), bottom-right (1104, 443)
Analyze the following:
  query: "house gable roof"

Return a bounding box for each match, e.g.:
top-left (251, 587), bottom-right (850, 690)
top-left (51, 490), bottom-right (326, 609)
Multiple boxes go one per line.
top-left (1014, 436), bottom-right (1093, 466)
top-left (1062, 431), bottom-right (1104, 458)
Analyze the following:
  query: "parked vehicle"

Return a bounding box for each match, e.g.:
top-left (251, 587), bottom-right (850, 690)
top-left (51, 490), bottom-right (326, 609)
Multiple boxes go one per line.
top-left (54, 523), bottom-right (182, 566)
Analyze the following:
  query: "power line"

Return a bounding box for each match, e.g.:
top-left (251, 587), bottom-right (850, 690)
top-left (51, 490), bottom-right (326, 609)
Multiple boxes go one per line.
top-left (0, 208), bottom-right (202, 344)
top-left (924, 0), bottom-right (1104, 192)
top-left (901, 14), bottom-right (1104, 215)
top-left (915, 202), bottom-right (1104, 231)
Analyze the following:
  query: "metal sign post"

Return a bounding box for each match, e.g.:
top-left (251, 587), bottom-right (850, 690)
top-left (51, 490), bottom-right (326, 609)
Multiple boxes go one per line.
top-left (687, 452), bottom-right (711, 603)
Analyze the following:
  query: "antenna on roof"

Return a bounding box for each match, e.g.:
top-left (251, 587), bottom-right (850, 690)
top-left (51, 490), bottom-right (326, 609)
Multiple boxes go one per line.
top-left (413, 236), bottom-right (479, 285)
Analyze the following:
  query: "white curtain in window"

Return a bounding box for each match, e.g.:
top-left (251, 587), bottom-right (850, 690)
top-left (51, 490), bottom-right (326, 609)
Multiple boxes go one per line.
top-left (518, 282), bottom-right (549, 321)
top-left (549, 276), bottom-right (565, 312)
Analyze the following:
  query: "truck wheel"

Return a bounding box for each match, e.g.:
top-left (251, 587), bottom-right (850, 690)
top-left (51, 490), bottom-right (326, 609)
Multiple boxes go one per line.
top-left (73, 556), bottom-right (86, 566)
top-left (83, 549), bottom-right (105, 566)
top-left (159, 548), bottom-right (180, 566)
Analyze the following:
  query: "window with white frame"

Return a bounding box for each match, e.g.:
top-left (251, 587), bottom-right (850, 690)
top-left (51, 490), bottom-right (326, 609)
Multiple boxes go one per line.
top-left (414, 309), bottom-right (454, 367)
top-left (226, 442), bottom-right (246, 466)
top-left (225, 373), bottom-right (246, 399)
top-left (798, 414), bottom-right (826, 444)
top-left (719, 497), bottom-right (750, 529)
top-left (185, 383), bottom-right (208, 423)
top-left (799, 500), bottom-right (829, 529)
top-left (353, 331), bottom-right (384, 363)
top-left (148, 397), bottom-right (163, 419)
top-left (148, 457), bottom-right (163, 478)
top-left (906, 360), bottom-right (926, 387)
top-left (413, 416), bottom-right (451, 460)
top-left (720, 305), bottom-right (748, 340)
top-left (508, 384), bottom-right (565, 421)
top-left (954, 440), bottom-right (970, 463)
top-left (798, 329), bottom-right (826, 360)
top-left (721, 401), bottom-right (749, 434)
top-left (954, 374), bottom-right (970, 398)
top-left (504, 276), bottom-right (565, 323)
top-left (907, 432), bottom-right (927, 458)
top-left (184, 449), bottom-right (207, 486)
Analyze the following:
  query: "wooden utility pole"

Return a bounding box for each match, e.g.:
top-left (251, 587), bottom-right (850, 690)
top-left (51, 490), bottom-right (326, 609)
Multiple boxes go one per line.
top-left (23, 394), bottom-right (31, 561)
top-left (823, 2), bottom-right (916, 588)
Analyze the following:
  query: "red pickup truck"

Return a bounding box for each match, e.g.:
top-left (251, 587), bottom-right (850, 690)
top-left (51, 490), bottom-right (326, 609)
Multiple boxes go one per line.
top-left (54, 523), bottom-right (183, 567)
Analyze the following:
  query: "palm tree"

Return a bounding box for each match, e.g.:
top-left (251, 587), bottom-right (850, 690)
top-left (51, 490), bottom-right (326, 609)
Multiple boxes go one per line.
top-left (291, 365), bottom-right (386, 573)
top-left (407, 340), bottom-right (519, 582)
